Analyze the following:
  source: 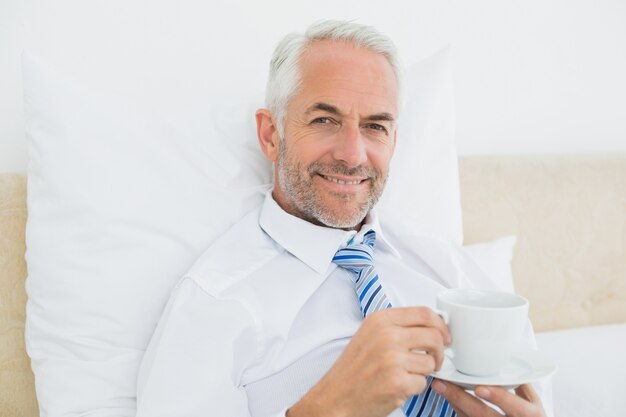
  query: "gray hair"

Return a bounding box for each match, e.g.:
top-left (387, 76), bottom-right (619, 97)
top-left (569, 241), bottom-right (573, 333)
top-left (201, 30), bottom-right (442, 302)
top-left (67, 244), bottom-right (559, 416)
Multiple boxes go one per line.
top-left (265, 19), bottom-right (404, 137)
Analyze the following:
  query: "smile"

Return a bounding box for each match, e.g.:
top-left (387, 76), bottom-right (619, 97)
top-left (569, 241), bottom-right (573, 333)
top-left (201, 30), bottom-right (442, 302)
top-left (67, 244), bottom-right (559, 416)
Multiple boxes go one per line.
top-left (320, 174), bottom-right (364, 185)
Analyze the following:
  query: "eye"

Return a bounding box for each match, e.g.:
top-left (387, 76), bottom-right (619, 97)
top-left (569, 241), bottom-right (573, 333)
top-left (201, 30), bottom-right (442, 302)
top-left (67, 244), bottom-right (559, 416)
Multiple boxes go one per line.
top-left (365, 123), bottom-right (388, 134)
top-left (312, 117), bottom-right (334, 125)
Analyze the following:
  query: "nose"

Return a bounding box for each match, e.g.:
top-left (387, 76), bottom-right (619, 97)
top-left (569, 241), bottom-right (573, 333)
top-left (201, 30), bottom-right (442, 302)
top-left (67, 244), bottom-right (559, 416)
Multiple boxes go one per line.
top-left (332, 123), bottom-right (368, 168)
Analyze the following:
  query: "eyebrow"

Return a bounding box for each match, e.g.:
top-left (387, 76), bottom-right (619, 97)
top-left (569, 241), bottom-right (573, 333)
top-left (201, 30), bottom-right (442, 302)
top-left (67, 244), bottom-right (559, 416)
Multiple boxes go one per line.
top-left (305, 102), bottom-right (395, 122)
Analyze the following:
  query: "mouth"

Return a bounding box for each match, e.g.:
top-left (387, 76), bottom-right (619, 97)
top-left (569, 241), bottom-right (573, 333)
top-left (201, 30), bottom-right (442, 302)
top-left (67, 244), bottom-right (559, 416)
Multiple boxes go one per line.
top-left (319, 174), bottom-right (366, 185)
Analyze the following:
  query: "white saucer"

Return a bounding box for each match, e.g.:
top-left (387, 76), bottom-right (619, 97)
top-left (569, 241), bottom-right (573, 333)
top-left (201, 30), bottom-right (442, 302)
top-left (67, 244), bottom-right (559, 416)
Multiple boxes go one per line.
top-left (431, 348), bottom-right (557, 391)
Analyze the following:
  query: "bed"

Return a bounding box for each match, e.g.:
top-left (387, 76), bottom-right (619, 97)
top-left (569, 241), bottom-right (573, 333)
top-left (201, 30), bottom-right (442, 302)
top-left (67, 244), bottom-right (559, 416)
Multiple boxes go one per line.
top-left (1, 153), bottom-right (624, 416)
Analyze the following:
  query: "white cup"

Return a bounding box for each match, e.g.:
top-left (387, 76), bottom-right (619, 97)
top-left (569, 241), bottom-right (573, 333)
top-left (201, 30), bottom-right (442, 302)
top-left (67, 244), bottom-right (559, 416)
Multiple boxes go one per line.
top-left (436, 288), bottom-right (529, 377)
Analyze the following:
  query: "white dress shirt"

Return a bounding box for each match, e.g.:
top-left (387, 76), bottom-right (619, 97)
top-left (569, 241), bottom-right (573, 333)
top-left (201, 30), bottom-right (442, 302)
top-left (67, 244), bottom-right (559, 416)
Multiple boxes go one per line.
top-left (136, 191), bottom-right (553, 417)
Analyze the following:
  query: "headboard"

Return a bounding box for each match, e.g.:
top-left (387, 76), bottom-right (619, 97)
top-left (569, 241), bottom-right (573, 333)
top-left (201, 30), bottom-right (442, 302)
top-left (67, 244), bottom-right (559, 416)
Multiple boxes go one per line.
top-left (460, 154), bottom-right (626, 331)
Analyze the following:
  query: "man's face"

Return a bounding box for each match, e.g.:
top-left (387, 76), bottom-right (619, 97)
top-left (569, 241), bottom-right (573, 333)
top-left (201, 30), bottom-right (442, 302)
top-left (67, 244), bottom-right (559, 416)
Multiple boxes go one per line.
top-left (268, 40), bottom-right (398, 230)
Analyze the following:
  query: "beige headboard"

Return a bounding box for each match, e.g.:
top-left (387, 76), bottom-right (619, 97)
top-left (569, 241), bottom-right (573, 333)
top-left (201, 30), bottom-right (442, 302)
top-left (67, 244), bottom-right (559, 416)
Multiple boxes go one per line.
top-left (0, 174), bottom-right (38, 417)
top-left (460, 154), bottom-right (626, 332)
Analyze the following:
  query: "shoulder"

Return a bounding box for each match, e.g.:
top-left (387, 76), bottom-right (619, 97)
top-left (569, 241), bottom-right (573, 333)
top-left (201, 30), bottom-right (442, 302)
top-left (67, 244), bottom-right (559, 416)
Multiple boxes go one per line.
top-left (184, 206), bottom-right (284, 295)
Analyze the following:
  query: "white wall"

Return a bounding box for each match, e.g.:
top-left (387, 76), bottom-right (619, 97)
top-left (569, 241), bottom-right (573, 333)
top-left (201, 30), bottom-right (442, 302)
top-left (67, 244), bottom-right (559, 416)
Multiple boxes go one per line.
top-left (451, 0), bottom-right (626, 155)
top-left (1, 0), bottom-right (625, 174)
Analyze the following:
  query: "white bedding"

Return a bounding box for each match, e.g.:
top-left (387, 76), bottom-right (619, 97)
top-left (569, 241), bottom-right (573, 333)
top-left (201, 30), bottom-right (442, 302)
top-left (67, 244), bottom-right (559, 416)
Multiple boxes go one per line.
top-left (536, 322), bottom-right (626, 417)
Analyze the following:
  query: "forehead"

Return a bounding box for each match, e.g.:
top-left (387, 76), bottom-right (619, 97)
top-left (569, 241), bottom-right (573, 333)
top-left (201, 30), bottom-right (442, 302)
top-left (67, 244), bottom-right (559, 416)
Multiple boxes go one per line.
top-left (292, 40), bottom-right (399, 117)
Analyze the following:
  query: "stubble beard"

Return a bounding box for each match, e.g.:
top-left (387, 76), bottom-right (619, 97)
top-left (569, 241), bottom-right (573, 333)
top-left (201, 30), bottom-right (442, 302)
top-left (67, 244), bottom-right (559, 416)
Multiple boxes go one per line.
top-left (276, 139), bottom-right (387, 229)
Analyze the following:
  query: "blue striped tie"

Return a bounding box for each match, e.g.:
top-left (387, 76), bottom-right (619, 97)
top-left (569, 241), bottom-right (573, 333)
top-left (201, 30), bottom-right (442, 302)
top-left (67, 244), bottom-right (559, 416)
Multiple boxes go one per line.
top-left (333, 230), bottom-right (456, 417)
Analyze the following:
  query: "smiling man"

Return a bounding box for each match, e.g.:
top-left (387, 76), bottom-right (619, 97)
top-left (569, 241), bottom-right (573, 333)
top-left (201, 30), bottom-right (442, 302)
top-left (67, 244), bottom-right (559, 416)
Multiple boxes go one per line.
top-left (135, 20), bottom-right (551, 417)
top-left (256, 38), bottom-right (397, 230)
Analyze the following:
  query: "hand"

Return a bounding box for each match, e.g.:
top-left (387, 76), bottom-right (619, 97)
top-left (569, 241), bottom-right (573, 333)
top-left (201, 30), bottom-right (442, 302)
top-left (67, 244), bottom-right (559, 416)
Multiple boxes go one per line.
top-left (287, 307), bottom-right (451, 417)
top-left (431, 381), bottom-right (547, 417)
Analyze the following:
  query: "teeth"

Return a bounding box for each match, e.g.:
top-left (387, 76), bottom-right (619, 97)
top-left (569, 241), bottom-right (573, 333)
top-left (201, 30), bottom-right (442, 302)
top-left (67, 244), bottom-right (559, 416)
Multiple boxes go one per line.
top-left (322, 175), bottom-right (362, 185)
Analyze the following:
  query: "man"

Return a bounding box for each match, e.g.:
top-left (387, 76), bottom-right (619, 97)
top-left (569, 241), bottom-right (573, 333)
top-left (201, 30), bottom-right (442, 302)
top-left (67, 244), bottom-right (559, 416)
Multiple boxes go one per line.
top-left (136, 20), bottom-right (551, 417)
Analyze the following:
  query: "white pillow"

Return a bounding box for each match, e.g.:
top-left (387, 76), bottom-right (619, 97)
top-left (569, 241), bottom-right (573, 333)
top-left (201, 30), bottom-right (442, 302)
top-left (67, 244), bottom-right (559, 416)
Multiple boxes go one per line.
top-left (23, 47), bottom-right (460, 415)
top-left (463, 235), bottom-right (517, 293)
top-left (377, 47), bottom-right (461, 243)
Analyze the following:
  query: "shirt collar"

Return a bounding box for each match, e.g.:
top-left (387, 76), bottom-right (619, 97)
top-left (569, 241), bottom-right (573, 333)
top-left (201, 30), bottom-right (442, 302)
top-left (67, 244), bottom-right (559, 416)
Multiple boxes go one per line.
top-left (258, 190), bottom-right (401, 276)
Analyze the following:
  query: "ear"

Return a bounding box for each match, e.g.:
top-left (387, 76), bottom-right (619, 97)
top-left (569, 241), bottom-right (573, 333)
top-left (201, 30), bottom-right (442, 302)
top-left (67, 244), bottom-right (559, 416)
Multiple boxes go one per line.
top-left (256, 108), bottom-right (281, 163)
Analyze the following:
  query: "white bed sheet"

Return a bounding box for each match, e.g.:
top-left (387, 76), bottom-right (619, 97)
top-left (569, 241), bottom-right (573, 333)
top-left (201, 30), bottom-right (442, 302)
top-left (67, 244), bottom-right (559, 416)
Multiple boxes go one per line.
top-left (536, 322), bottom-right (626, 417)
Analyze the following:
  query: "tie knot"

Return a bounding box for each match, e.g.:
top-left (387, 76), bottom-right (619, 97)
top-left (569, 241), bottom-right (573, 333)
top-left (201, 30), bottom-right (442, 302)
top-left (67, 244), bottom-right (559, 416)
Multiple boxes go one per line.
top-left (361, 229), bottom-right (376, 249)
top-left (332, 230), bottom-right (377, 275)
top-left (333, 229), bottom-right (391, 316)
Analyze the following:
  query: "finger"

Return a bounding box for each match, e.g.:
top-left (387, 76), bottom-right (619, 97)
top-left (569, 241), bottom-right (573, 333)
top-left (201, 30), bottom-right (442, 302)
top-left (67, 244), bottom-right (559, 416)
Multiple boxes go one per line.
top-left (514, 384), bottom-right (542, 404)
top-left (387, 307), bottom-right (451, 344)
top-left (400, 327), bottom-right (446, 370)
top-left (404, 351), bottom-right (437, 376)
top-left (429, 346), bottom-right (445, 372)
top-left (475, 385), bottom-right (539, 416)
top-left (432, 380), bottom-right (500, 417)
top-left (404, 372), bottom-right (429, 396)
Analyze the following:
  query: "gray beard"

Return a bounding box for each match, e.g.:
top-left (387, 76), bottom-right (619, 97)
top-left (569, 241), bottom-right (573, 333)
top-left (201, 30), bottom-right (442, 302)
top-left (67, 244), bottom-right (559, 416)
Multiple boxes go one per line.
top-left (276, 140), bottom-right (387, 229)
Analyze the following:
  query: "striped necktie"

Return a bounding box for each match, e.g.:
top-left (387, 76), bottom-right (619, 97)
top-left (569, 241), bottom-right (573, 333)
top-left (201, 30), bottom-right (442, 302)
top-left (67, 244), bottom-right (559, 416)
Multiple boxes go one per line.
top-left (333, 230), bottom-right (456, 417)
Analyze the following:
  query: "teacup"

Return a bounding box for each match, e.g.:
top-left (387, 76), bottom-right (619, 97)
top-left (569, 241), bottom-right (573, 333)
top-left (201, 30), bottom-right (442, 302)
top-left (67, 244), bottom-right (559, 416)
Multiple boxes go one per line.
top-left (436, 288), bottom-right (529, 377)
